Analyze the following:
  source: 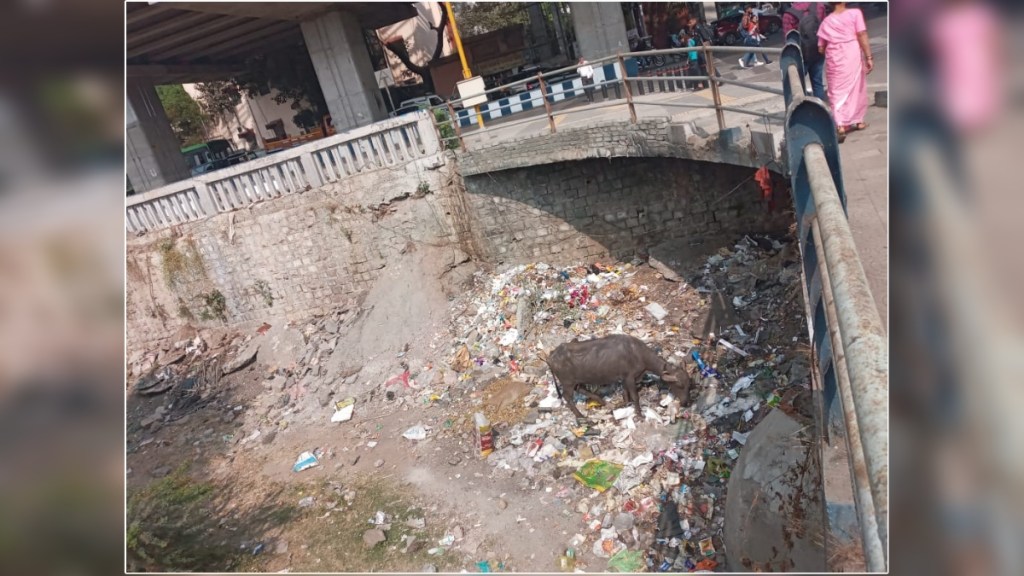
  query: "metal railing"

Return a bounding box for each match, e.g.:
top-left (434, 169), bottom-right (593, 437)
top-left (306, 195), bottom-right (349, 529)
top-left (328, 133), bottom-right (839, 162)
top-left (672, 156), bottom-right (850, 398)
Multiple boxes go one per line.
top-left (778, 38), bottom-right (889, 572)
top-left (126, 112), bottom-right (439, 234)
top-left (426, 44), bottom-right (785, 151)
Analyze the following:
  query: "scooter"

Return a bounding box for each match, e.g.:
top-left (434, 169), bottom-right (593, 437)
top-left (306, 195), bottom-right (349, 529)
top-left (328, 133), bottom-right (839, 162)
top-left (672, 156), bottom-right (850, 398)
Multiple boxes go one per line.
top-left (631, 36), bottom-right (665, 71)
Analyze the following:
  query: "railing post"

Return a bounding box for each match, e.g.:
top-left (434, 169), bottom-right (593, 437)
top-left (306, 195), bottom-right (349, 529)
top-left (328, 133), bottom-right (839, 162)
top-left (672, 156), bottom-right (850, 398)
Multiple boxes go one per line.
top-left (536, 74), bottom-right (557, 134)
top-left (299, 153), bottom-right (323, 189)
top-left (193, 180), bottom-right (217, 215)
top-left (416, 113), bottom-right (440, 155)
top-left (705, 45), bottom-right (726, 131)
top-left (617, 53), bottom-right (637, 124)
top-left (446, 102), bottom-right (467, 151)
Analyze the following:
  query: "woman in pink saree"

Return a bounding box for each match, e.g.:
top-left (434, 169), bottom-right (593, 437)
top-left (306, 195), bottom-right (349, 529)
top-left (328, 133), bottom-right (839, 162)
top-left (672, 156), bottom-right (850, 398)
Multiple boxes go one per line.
top-left (817, 3), bottom-right (874, 141)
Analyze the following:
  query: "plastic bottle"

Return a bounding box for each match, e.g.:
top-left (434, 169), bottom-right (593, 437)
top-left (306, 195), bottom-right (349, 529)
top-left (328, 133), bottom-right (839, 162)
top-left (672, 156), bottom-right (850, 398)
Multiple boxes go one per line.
top-left (558, 548), bottom-right (576, 572)
top-left (474, 412), bottom-right (494, 457)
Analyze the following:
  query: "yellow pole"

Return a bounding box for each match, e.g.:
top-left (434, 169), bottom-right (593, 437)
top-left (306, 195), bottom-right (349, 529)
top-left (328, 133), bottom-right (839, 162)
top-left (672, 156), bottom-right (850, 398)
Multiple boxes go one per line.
top-left (444, 1), bottom-right (485, 128)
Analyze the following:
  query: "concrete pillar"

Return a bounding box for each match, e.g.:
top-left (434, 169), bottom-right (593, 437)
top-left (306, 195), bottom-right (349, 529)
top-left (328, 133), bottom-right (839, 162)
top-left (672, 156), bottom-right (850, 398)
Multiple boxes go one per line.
top-left (526, 3), bottom-right (552, 61)
top-left (126, 78), bottom-right (191, 193)
top-left (570, 2), bottom-right (630, 61)
top-left (301, 10), bottom-right (387, 133)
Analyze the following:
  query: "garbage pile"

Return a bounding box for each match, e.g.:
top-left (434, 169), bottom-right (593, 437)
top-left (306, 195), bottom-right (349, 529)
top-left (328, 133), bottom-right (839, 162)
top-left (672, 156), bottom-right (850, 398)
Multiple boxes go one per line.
top-left (439, 234), bottom-right (811, 572)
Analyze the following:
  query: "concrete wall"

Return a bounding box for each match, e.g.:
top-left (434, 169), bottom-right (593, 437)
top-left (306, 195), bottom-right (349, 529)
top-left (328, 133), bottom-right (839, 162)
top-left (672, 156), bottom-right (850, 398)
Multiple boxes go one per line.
top-left (571, 2), bottom-right (630, 61)
top-left (462, 156), bottom-right (790, 264)
top-left (127, 79), bottom-right (192, 193)
top-left (301, 10), bottom-right (388, 132)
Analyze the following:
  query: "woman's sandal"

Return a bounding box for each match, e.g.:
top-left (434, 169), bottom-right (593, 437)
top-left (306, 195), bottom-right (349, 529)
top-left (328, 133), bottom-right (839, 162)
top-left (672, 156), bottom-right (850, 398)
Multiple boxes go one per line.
top-left (853, 122), bottom-right (869, 131)
top-left (837, 128), bottom-right (847, 143)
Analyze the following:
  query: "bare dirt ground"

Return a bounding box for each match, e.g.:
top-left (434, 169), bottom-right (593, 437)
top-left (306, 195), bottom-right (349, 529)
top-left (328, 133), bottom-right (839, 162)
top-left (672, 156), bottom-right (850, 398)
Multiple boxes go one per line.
top-left (126, 235), bottom-right (812, 573)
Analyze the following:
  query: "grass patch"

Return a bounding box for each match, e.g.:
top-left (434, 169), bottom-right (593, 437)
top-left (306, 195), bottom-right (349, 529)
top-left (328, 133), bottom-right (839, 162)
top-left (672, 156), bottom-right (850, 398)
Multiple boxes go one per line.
top-left (159, 237), bottom-right (205, 290)
top-left (253, 474), bottom-right (463, 572)
top-left (126, 465), bottom-right (236, 572)
top-left (252, 279), bottom-right (274, 308)
top-left (198, 289), bottom-right (227, 321)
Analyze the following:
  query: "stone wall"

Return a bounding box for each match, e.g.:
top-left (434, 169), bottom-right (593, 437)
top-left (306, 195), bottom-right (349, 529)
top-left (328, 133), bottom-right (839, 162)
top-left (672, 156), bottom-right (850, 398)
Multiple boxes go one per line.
top-left (462, 156), bottom-right (791, 264)
top-left (456, 95), bottom-right (785, 177)
top-left (127, 151), bottom-right (792, 353)
top-left (126, 156), bottom-right (454, 351)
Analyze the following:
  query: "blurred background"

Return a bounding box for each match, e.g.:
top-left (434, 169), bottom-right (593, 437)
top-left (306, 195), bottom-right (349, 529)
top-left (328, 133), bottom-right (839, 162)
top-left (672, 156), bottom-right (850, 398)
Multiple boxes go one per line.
top-left (0, 0), bottom-right (1021, 574)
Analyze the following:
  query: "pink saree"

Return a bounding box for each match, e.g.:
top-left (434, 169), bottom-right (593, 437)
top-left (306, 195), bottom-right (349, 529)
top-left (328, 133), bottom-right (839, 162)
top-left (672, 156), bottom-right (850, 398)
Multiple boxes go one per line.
top-left (817, 8), bottom-right (868, 127)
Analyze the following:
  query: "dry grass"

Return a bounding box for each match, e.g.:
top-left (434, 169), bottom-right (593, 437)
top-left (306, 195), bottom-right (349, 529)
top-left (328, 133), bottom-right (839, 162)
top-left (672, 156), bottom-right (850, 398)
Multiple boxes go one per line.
top-left (827, 533), bottom-right (867, 572)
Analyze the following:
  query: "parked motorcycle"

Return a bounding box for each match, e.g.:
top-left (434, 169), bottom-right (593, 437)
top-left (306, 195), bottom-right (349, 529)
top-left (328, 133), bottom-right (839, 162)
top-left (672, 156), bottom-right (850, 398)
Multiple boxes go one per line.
top-left (630, 35), bottom-right (665, 71)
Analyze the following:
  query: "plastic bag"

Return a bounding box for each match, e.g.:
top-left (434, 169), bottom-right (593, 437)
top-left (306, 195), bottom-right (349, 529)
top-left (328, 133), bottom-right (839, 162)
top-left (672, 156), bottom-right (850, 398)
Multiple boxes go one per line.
top-left (403, 424), bottom-right (429, 440)
top-left (573, 460), bottom-right (624, 493)
top-left (607, 549), bottom-right (645, 572)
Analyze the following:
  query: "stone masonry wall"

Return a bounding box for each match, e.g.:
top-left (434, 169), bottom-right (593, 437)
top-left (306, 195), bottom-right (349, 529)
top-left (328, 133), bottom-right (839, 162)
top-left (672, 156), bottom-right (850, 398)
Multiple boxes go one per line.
top-left (462, 156), bottom-right (790, 264)
top-left (126, 156), bottom-right (454, 351)
top-left (126, 149), bottom-right (792, 353)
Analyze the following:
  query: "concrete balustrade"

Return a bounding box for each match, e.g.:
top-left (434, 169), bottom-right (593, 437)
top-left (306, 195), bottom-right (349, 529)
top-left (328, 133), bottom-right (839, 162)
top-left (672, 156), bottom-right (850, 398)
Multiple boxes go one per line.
top-left (125, 111), bottom-right (440, 235)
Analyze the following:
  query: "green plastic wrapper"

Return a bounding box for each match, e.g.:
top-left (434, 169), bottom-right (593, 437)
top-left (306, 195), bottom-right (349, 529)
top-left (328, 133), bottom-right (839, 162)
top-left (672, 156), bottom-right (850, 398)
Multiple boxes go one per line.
top-left (607, 549), bottom-right (645, 572)
top-left (572, 460), bottom-right (624, 492)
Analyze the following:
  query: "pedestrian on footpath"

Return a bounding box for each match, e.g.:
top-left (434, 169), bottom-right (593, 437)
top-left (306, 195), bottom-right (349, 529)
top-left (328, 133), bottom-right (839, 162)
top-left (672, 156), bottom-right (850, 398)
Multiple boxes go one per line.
top-left (687, 15), bottom-right (721, 86)
top-left (783, 1), bottom-right (828, 101)
top-left (817, 2), bottom-right (873, 141)
top-left (740, 9), bottom-right (772, 68)
top-left (577, 57), bottom-right (595, 103)
top-left (684, 33), bottom-right (707, 90)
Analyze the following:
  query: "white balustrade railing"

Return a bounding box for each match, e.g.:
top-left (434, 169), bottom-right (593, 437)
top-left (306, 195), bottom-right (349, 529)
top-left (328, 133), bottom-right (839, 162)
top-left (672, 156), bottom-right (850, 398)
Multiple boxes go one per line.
top-left (126, 111), bottom-right (439, 234)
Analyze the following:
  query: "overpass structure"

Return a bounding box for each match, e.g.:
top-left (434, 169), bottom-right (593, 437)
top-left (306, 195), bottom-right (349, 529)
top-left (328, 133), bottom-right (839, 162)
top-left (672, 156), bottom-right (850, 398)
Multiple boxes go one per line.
top-left (126, 2), bottom-right (635, 194)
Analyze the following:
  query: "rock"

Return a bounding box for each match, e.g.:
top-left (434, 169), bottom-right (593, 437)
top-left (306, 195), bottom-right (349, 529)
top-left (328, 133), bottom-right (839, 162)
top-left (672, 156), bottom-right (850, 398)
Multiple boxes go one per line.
top-left (724, 410), bottom-right (825, 571)
top-left (406, 517), bottom-right (426, 529)
top-left (270, 375), bottom-right (288, 391)
top-left (261, 429), bottom-right (277, 445)
top-left (223, 343), bottom-right (259, 375)
top-left (648, 256), bottom-right (682, 282)
top-left (374, 459), bottom-right (385, 468)
top-left (453, 525), bottom-right (464, 540)
top-left (363, 528), bottom-right (386, 548)
top-left (151, 466), bottom-right (171, 478)
top-left (318, 389), bottom-right (333, 407)
top-left (324, 320), bottom-right (340, 334)
top-left (403, 535), bottom-right (419, 554)
top-left (158, 349), bottom-right (186, 367)
top-left (498, 499), bottom-right (509, 510)
top-left (614, 512), bottom-right (635, 532)
top-left (645, 302), bottom-right (668, 321)
top-left (221, 411), bottom-right (237, 424)
top-left (576, 501), bottom-right (589, 514)
top-left (298, 496), bottom-right (315, 508)
top-left (274, 540), bottom-right (289, 555)
top-left (422, 564), bottom-right (437, 573)
top-left (524, 410), bottom-right (539, 424)
top-left (278, 393), bottom-right (291, 409)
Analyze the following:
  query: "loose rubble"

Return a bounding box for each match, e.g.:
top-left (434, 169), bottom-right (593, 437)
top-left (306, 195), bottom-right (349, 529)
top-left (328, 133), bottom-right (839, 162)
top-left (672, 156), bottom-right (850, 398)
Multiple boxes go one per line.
top-left (127, 232), bottom-right (812, 572)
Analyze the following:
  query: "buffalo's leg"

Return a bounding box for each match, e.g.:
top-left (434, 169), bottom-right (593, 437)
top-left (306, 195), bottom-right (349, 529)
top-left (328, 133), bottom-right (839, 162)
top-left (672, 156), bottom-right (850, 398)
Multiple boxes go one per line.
top-left (563, 382), bottom-right (587, 420)
top-left (628, 372), bottom-right (644, 416)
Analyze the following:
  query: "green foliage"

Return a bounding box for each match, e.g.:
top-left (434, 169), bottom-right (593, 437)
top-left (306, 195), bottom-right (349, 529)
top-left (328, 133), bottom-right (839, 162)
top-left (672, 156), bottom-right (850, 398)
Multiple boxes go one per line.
top-left (292, 108), bottom-right (319, 132)
top-left (194, 81), bottom-right (242, 118)
top-left (433, 108), bottom-right (459, 150)
top-left (198, 290), bottom-right (227, 322)
top-left (453, 2), bottom-right (528, 36)
top-left (234, 44), bottom-right (329, 119)
top-left (126, 466), bottom-right (236, 571)
top-left (155, 84), bottom-right (207, 147)
top-left (252, 279), bottom-right (274, 308)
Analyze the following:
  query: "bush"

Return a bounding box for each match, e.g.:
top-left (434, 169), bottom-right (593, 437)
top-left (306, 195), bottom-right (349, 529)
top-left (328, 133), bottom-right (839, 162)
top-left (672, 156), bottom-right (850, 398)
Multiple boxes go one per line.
top-left (434, 108), bottom-right (460, 150)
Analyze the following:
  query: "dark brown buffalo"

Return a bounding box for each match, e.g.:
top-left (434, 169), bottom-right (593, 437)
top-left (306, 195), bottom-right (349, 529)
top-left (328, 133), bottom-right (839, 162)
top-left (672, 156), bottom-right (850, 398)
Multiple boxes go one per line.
top-left (541, 334), bottom-right (691, 419)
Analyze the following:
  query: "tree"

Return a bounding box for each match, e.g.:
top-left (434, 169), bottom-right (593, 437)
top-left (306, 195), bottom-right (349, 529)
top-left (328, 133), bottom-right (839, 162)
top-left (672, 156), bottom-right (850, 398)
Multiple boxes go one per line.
top-left (233, 43), bottom-right (328, 122)
top-left (194, 81), bottom-right (241, 118)
top-left (453, 2), bottom-right (527, 35)
top-left (155, 84), bottom-right (207, 147)
top-left (382, 2), bottom-right (450, 93)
